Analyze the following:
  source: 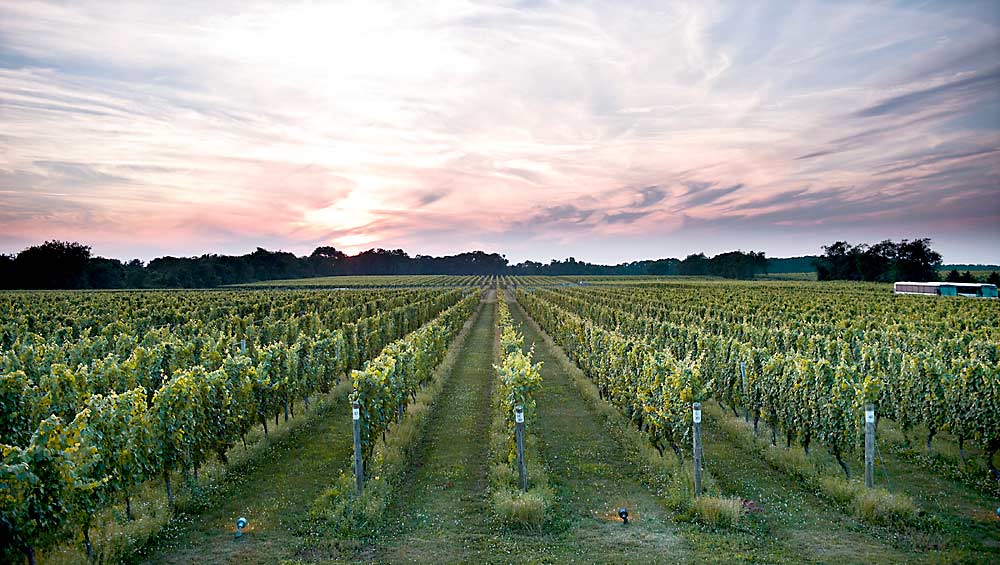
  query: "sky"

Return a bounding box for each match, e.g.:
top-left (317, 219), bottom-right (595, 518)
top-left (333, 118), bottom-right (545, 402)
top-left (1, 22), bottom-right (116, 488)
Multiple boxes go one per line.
top-left (1, 1), bottom-right (999, 264)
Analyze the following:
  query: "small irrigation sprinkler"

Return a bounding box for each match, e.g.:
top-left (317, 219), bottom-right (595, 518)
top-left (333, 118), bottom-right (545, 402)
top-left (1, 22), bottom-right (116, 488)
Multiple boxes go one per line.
top-left (235, 517), bottom-right (248, 539)
top-left (618, 507), bottom-right (629, 525)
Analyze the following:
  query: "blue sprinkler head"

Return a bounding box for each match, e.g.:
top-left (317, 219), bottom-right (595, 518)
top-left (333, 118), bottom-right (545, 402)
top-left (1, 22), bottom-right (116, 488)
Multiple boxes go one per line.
top-left (236, 517), bottom-right (248, 538)
top-left (996, 507), bottom-right (1000, 519)
top-left (618, 507), bottom-right (629, 525)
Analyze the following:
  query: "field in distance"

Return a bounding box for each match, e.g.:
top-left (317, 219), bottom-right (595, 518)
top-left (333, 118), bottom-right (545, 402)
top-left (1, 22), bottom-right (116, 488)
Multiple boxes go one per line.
top-left (232, 274), bottom-right (682, 288)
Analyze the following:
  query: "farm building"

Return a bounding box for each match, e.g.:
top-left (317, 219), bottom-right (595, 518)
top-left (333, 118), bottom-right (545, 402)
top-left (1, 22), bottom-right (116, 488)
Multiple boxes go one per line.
top-left (893, 281), bottom-right (998, 298)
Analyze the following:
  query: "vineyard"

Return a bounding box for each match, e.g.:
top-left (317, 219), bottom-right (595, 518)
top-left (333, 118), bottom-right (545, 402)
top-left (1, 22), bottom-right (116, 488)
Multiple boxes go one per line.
top-left (1, 277), bottom-right (998, 563)
top-left (239, 274), bottom-right (677, 288)
top-left (518, 282), bottom-right (1000, 479)
top-left (0, 287), bottom-right (470, 562)
top-left (237, 274), bottom-right (497, 288)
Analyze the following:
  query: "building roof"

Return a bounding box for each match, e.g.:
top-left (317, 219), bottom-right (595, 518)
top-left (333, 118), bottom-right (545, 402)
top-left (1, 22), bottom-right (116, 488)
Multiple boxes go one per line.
top-left (895, 281), bottom-right (996, 288)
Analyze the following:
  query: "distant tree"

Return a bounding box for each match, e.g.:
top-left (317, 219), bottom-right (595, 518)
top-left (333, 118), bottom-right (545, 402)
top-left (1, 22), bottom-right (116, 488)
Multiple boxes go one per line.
top-left (511, 260), bottom-right (544, 275)
top-left (245, 247), bottom-right (304, 281)
top-left (672, 251), bottom-right (767, 279)
top-left (816, 239), bottom-right (940, 282)
top-left (767, 256), bottom-right (821, 274)
top-left (306, 247), bottom-right (344, 276)
top-left (84, 257), bottom-right (126, 288)
top-left (124, 259), bottom-right (146, 288)
top-left (645, 258), bottom-right (680, 276)
top-left (862, 240), bottom-right (897, 281)
top-left (987, 271), bottom-right (1000, 286)
top-left (678, 253), bottom-right (709, 276)
top-left (704, 251), bottom-right (767, 279)
top-left (958, 270), bottom-right (977, 283)
top-left (815, 241), bottom-right (861, 281)
top-left (310, 246), bottom-right (345, 260)
top-left (945, 269), bottom-right (961, 282)
top-left (13, 241), bottom-right (92, 288)
top-left (145, 256), bottom-right (196, 288)
top-left (0, 254), bottom-right (14, 289)
top-left (894, 239), bottom-right (941, 282)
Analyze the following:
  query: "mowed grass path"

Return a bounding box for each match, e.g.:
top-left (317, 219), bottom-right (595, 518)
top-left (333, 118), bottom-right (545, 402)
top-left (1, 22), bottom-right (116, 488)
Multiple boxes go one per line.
top-left (373, 293), bottom-right (691, 562)
top-left (506, 296), bottom-right (692, 561)
top-left (697, 403), bottom-right (919, 563)
top-left (135, 389), bottom-right (354, 564)
top-left (371, 292), bottom-right (498, 561)
top-left (701, 402), bottom-right (1000, 563)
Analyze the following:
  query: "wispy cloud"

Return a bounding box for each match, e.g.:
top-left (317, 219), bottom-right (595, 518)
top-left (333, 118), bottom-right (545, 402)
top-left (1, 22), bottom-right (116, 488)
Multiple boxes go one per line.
top-left (523, 204), bottom-right (595, 227)
top-left (0, 0), bottom-right (997, 262)
top-left (853, 68), bottom-right (1000, 118)
top-left (635, 186), bottom-right (667, 207)
top-left (677, 182), bottom-right (744, 209)
top-left (605, 211), bottom-right (651, 224)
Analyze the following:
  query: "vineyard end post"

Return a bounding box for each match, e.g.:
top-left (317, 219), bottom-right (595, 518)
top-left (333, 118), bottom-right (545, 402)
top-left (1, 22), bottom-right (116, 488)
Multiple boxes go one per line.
top-left (352, 401), bottom-right (363, 496)
top-left (740, 362), bottom-right (749, 423)
top-left (693, 402), bottom-right (703, 497)
top-left (864, 403), bottom-right (875, 489)
top-left (515, 405), bottom-right (527, 492)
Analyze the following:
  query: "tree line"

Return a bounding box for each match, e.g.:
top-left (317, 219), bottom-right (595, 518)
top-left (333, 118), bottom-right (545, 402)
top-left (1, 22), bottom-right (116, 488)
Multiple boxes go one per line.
top-left (814, 238), bottom-right (1000, 285)
top-left (512, 251), bottom-right (768, 280)
top-left (6, 238), bottom-right (991, 289)
top-left (0, 241), bottom-right (776, 289)
top-left (943, 268), bottom-right (1000, 285)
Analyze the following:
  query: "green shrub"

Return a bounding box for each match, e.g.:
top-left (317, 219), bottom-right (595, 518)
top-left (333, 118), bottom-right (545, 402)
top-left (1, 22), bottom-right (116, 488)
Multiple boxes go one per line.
top-left (818, 476), bottom-right (917, 526)
top-left (691, 496), bottom-right (745, 528)
top-left (309, 471), bottom-right (358, 535)
top-left (762, 443), bottom-right (815, 482)
top-left (818, 476), bottom-right (857, 506)
top-left (665, 467), bottom-right (695, 512)
top-left (489, 461), bottom-right (518, 487)
top-left (852, 487), bottom-right (918, 526)
top-left (491, 486), bottom-right (552, 526)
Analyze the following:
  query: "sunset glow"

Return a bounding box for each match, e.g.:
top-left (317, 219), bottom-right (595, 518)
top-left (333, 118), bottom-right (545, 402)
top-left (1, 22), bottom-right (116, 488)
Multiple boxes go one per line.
top-left (1, 1), bottom-right (998, 262)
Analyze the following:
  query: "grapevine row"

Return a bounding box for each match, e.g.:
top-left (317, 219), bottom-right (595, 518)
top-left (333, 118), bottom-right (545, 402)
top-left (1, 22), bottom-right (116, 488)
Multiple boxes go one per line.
top-left (493, 291), bottom-right (542, 463)
top-left (516, 290), bottom-right (702, 458)
top-left (351, 291), bottom-right (481, 459)
top-left (522, 285), bottom-right (999, 479)
top-left (0, 288), bottom-right (463, 562)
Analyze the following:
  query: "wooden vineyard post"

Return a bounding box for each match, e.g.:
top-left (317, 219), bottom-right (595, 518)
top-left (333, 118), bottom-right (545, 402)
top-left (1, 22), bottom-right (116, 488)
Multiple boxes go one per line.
top-left (352, 402), bottom-right (363, 496)
top-left (515, 405), bottom-right (527, 492)
top-left (865, 404), bottom-right (875, 489)
top-left (240, 339), bottom-right (246, 354)
top-left (740, 362), bottom-right (749, 423)
top-left (693, 402), bottom-right (703, 497)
